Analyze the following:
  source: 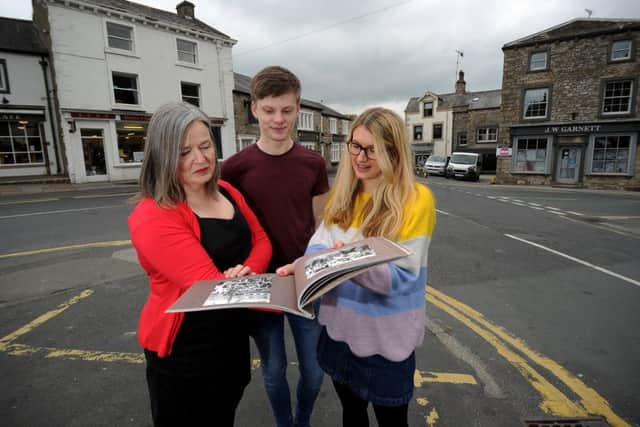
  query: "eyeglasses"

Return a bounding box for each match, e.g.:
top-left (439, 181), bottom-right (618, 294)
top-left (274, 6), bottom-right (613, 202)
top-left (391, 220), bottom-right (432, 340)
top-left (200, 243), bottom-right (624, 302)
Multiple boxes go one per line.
top-left (347, 142), bottom-right (376, 160)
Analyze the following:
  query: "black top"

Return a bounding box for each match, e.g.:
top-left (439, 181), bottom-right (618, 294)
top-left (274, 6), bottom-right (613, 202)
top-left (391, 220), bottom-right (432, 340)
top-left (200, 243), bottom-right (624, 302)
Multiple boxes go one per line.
top-left (145, 187), bottom-right (252, 385)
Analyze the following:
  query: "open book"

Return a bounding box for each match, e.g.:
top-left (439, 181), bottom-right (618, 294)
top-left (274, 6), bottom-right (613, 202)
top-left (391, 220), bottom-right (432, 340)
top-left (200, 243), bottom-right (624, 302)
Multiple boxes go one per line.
top-left (166, 236), bottom-right (411, 319)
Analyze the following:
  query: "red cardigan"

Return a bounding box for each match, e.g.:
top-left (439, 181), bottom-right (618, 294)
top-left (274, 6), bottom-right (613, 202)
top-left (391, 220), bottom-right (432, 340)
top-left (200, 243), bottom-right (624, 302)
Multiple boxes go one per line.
top-left (128, 180), bottom-right (272, 357)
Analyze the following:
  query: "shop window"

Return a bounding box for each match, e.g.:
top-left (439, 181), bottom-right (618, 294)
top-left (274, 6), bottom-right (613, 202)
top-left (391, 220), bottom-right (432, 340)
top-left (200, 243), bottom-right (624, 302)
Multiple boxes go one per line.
top-left (513, 137), bottom-right (549, 173)
top-left (181, 82), bottom-right (200, 107)
top-left (0, 120), bottom-right (44, 165)
top-left (116, 122), bottom-right (146, 163)
top-left (80, 129), bottom-right (106, 175)
top-left (177, 38), bottom-right (197, 64)
top-left (590, 135), bottom-right (633, 175)
top-left (112, 72), bottom-right (139, 105)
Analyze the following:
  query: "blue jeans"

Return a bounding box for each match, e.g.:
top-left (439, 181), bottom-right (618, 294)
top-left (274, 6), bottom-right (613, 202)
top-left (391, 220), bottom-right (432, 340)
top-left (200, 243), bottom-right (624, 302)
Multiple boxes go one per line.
top-left (249, 310), bottom-right (324, 427)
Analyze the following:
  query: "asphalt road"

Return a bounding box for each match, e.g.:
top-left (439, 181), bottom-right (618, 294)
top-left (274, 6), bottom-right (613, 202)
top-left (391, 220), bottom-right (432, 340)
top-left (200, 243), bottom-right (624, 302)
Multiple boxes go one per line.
top-left (0, 177), bottom-right (638, 426)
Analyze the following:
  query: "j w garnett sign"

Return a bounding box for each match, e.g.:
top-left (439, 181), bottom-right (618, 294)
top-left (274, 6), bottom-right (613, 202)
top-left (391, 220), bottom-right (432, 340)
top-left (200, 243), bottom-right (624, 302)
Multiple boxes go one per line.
top-left (544, 125), bottom-right (601, 134)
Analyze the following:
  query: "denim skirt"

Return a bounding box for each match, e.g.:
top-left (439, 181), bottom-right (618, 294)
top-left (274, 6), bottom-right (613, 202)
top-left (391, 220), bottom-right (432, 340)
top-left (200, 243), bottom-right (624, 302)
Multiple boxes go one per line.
top-left (317, 327), bottom-right (415, 406)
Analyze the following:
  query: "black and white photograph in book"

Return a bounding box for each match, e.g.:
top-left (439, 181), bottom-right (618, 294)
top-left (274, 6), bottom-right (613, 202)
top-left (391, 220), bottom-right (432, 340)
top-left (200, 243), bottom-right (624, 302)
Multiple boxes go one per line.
top-left (304, 244), bottom-right (376, 279)
top-left (203, 276), bottom-right (273, 305)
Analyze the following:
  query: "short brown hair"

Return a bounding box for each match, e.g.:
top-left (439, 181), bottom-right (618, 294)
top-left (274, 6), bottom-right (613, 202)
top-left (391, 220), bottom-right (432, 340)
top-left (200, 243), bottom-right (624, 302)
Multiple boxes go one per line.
top-left (250, 66), bottom-right (301, 101)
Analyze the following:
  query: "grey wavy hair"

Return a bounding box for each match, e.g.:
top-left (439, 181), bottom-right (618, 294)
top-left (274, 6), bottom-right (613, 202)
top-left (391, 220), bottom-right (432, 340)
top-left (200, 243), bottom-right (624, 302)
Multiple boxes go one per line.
top-left (137, 102), bottom-right (219, 205)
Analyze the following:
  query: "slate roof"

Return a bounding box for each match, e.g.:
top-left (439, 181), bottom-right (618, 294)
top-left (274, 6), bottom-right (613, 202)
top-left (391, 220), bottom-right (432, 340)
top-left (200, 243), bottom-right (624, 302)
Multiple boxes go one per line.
top-left (74, 0), bottom-right (232, 40)
top-left (0, 17), bottom-right (47, 55)
top-left (405, 89), bottom-right (501, 114)
top-left (503, 18), bottom-right (640, 49)
top-left (233, 72), bottom-right (350, 119)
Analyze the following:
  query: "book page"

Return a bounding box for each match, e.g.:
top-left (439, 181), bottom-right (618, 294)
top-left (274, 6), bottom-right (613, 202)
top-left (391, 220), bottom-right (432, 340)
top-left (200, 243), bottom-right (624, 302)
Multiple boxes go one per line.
top-left (292, 237), bottom-right (411, 310)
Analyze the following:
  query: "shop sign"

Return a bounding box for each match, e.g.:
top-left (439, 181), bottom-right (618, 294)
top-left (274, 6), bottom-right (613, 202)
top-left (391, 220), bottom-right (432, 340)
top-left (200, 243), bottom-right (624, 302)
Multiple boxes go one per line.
top-left (544, 125), bottom-right (601, 134)
top-left (0, 113), bottom-right (44, 121)
top-left (496, 145), bottom-right (512, 157)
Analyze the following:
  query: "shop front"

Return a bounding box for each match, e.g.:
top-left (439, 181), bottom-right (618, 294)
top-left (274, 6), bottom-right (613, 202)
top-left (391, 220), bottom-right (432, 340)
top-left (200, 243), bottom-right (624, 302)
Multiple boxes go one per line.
top-left (504, 121), bottom-right (640, 189)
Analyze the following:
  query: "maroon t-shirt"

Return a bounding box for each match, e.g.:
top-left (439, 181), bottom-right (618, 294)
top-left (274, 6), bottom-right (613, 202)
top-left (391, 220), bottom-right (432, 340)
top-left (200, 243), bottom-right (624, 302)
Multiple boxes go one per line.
top-left (221, 143), bottom-right (329, 272)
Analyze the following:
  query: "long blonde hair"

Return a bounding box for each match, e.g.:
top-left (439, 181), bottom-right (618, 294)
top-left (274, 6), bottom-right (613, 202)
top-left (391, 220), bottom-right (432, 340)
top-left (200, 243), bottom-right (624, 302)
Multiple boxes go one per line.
top-left (325, 107), bottom-right (415, 239)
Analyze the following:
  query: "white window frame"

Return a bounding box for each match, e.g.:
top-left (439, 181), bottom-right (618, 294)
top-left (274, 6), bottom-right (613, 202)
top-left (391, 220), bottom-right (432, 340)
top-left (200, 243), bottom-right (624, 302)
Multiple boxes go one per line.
top-left (523, 87), bottom-right (550, 119)
top-left (586, 133), bottom-right (637, 176)
top-left (0, 59), bottom-right (9, 93)
top-left (0, 120), bottom-right (45, 165)
top-left (299, 141), bottom-right (317, 151)
top-left (176, 38), bottom-right (198, 65)
top-left (512, 136), bottom-right (551, 174)
top-left (477, 127), bottom-right (498, 143)
top-left (298, 111), bottom-right (314, 131)
top-left (181, 82), bottom-right (200, 107)
top-left (104, 20), bottom-right (135, 54)
top-left (330, 142), bottom-right (344, 163)
top-left (238, 135), bottom-right (256, 150)
top-left (602, 79), bottom-right (633, 115)
top-left (112, 72), bottom-right (140, 106)
top-left (341, 119), bottom-right (350, 135)
top-left (611, 40), bottom-right (632, 62)
top-left (329, 118), bottom-right (337, 134)
top-left (529, 51), bottom-right (548, 71)
top-left (457, 131), bottom-right (467, 146)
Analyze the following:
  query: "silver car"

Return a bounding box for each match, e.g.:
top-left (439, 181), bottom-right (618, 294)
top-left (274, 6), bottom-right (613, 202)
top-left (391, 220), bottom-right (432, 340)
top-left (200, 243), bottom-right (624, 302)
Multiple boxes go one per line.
top-left (424, 155), bottom-right (449, 176)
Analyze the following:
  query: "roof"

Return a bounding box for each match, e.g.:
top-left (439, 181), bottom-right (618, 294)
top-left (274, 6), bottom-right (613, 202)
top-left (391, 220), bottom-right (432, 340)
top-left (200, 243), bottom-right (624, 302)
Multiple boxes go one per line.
top-left (233, 72), bottom-right (351, 119)
top-left (504, 18), bottom-right (640, 49)
top-left (0, 17), bottom-right (47, 55)
top-left (67, 0), bottom-right (233, 41)
top-left (405, 89), bottom-right (501, 114)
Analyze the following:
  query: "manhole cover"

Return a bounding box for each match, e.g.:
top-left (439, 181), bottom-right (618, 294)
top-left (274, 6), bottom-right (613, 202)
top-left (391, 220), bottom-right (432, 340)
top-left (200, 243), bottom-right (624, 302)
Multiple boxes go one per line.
top-left (523, 416), bottom-right (610, 427)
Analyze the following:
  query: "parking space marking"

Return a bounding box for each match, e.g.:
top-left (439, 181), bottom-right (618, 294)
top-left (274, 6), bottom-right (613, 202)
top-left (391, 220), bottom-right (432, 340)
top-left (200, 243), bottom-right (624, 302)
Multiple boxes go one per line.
top-left (428, 285), bottom-right (630, 427)
top-left (0, 240), bottom-right (131, 259)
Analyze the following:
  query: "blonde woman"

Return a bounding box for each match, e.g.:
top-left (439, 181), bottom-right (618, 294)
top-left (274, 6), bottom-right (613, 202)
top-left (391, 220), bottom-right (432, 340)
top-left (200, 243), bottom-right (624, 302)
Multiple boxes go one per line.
top-left (278, 107), bottom-right (436, 427)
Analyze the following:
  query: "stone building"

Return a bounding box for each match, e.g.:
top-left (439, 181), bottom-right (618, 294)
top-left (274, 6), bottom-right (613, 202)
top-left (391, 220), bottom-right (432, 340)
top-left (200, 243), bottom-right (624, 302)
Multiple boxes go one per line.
top-left (405, 71), bottom-right (501, 171)
top-left (497, 18), bottom-right (640, 189)
top-left (232, 72), bottom-right (351, 167)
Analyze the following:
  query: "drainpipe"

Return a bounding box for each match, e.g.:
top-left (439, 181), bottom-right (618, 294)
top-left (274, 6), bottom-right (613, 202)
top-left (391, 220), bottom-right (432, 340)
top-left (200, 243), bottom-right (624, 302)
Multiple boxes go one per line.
top-left (39, 57), bottom-right (61, 175)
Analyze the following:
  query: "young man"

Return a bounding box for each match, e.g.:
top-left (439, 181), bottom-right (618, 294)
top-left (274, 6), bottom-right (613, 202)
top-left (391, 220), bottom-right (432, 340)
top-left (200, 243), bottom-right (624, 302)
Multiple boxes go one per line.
top-left (221, 66), bottom-right (329, 427)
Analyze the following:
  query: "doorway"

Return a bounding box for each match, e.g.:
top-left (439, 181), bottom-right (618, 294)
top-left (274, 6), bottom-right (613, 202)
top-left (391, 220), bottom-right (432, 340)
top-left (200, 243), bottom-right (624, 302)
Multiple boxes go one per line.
top-left (555, 145), bottom-right (582, 185)
top-left (80, 128), bottom-right (108, 182)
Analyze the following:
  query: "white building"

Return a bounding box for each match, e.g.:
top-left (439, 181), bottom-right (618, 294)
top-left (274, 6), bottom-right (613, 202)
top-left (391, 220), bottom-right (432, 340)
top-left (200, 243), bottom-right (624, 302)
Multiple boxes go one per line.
top-left (0, 17), bottom-right (63, 179)
top-left (404, 91), bottom-right (453, 167)
top-left (33, 0), bottom-right (237, 183)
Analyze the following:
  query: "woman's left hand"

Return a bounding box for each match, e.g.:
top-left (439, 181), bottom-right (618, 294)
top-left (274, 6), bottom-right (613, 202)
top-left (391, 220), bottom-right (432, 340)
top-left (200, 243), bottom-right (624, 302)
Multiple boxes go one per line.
top-left (276, 263), bottom-right (294, 276)
top-left (224, 264), bottom-right (253, 278)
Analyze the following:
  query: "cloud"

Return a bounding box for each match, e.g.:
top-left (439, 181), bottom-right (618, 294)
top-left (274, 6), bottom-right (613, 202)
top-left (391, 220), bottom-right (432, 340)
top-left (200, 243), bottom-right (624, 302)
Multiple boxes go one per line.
top-left (2, 0), bottom-right (639, 117)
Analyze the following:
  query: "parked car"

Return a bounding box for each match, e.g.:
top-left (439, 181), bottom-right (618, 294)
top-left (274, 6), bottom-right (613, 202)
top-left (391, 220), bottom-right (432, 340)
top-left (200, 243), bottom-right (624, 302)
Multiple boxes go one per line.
top-left (424, 155), bottom-right (450, 176)
top-left (446, 152), bottom-right (482, 181)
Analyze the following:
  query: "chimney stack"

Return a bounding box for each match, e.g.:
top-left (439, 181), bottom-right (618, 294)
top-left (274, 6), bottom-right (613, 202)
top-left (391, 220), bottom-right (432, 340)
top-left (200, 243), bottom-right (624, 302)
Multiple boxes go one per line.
top-left (455, 70), bottom-right (466, 95)
top-left (176, 1), bottom-right (195, 19)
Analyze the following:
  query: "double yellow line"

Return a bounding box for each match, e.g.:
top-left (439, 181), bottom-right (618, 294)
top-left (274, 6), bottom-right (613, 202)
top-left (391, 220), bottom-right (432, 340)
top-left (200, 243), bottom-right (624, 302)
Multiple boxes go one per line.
top-left (427, 285), bottom-right (629, 426)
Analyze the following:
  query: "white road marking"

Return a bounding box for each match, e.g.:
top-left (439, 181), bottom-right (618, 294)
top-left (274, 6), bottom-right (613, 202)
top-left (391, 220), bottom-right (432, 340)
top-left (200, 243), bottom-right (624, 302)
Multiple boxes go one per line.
top-left (505, 234), bottom-right (640, 288)
top-left (0, 197), bottom-right (59, 206)
top-left (546, 206), bottom-right (561, 211)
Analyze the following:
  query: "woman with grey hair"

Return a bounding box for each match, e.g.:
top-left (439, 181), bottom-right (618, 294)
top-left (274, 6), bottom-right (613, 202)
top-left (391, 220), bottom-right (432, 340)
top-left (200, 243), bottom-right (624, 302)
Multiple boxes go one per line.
top-left (128, 102), bottom-right (272, 426)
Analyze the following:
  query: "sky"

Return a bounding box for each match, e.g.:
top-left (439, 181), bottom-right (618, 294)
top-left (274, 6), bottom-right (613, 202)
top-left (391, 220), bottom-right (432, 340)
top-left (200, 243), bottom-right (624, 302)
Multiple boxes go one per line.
top-left (2, 0), bottom-right (639, 116)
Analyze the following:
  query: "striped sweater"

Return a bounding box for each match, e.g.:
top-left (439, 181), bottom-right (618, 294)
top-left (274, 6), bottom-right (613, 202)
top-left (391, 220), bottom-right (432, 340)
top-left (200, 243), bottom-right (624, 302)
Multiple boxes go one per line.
top-left (308, 183), bottom-right (436, 362)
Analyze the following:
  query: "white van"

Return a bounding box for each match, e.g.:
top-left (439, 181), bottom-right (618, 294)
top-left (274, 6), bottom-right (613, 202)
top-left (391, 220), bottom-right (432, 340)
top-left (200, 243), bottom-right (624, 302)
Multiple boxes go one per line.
top-left (446, 152), bottom-right (482, 181)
